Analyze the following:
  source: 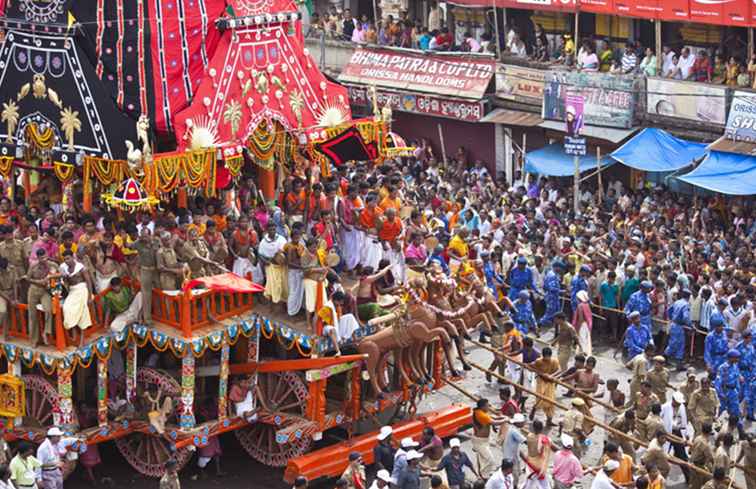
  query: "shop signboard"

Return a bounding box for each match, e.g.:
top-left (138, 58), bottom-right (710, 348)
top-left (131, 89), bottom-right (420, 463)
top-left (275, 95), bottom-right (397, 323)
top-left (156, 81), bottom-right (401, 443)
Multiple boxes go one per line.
top-left (347, 86), bottom-right (486, 122)
top-left (689, 0), bottom-right (750, 26)
top-left (339, 47), bottom-right (495, 100)
top-left (542, 70), bottom-right (635, 129)
top-left (725, 91), bottom-right (756, 142)
top-left (495, 65), bottom-right (545, 105)
top-left (646, 77), bottom-right (727, 125)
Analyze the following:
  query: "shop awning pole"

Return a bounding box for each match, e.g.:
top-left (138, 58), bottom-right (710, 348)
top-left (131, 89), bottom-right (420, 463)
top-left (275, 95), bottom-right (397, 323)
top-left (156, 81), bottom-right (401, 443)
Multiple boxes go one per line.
top-left (492, 0), bottom-right (501, 59)
top-left (655, 20), bottom-right (662, 73)
top-left (573, 154), bottom-right (580, 214)
top-left (437, 124), bottom-right (448, 167)
top-left (597, 146), bottom-right (603, 205)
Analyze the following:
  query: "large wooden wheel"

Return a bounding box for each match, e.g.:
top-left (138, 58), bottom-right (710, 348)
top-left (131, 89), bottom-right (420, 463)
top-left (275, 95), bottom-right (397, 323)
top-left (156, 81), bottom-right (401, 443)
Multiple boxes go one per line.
top-left (235, 370), bottom-right (311, 467)
top-left (22, 375), bottom-right (79, 478)
top-left (114, 368), bottom-right (192, 477)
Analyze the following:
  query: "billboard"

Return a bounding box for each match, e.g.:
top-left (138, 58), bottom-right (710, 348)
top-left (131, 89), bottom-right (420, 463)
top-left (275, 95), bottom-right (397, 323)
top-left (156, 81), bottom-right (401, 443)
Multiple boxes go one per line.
top-left (542, 70), bottom-right (635, 129)
top-left (725, 91), bottom-right (756, 142)
top-left (495, 65), bottom-right (545, 104)
top-left (347, 86), bottom-right (486, 122)
top-left (646, 77), bottom-right (727, 125)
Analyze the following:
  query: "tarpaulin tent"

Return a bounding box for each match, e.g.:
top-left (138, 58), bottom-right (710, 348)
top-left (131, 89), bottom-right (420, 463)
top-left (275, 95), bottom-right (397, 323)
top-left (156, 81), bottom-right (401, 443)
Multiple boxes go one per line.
top-left (524, 143), bottom-right (615, 176)
top-left (610, 128), bottom-right (708, 172)
top-left (677, 151), bottom-right (756, 195)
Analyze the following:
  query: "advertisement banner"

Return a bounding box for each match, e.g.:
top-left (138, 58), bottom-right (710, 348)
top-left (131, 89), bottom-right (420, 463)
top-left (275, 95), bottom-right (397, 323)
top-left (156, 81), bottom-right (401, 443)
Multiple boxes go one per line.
top-left (347, 86), bottom-right (486, 122)
top-left (339, 47), bottom-right (495, 100)
top-left (646, 77), bottom-right (727, 125)
top-left (565, 94), bottom-right (584, 136)
top-left (542, 71), bottom-right (635, 129)
top-left (689, 0), bottom-right (749, 25)
top-left (495, 65), bottom-right (545, 104)
top-left (725, 91), bottom-right (756, 142)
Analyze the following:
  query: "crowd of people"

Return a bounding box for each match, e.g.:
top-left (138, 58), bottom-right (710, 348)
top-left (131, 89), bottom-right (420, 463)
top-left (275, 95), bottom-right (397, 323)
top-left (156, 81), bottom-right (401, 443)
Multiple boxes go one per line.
top-left (0, 132), bottom-right (755, 489)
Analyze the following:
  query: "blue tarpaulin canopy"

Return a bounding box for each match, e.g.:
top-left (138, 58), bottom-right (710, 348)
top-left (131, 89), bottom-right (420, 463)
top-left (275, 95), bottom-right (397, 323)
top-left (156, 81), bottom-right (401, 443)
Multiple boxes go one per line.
top-left (524, 143), bottom-right (614, 177)
top-left (677, 151), bottom-right (756, 195)
top-left (610, 128), bottom-right (708, 172)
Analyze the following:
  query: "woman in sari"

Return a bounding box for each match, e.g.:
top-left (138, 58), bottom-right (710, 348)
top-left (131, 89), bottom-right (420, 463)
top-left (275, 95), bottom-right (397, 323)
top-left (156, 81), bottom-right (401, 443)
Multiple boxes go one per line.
top-left (573, 290), bottom-right (593, 356)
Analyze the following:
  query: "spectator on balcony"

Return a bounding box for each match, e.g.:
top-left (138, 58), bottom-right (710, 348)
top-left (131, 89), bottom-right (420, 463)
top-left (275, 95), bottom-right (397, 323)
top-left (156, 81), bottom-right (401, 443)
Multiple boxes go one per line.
top-left (748, 53), bottom-right (756, 88)
top-left (534, 24), bottom-right (547, 49)
top-left (665, 55), bottom-right (683, 80)
top-left (463, 31), bottom-right (481, 53)
top-left (305, 12), bottom-right (323, 38)
top-left (689, 50), bottom-right (712, 83)
top-left (533, 36), bottom-right (549, 62)
top-left (678, 48), bottom-right (695, 80)
top-left (598, 40), bottom-right (613, 72)
top-left (365, 22), bottom-right (377, 44)
top-left (737, 64), bottom-right (750, 87)
top-left (351, 21), bottom-right (365, 43)
top-left (711, 55), bottom-right (726, 84)
top-left (434, 27), bottom-right (453, 51)
top-left (341, 8), bottom-right (356, 41)
top-left (725, 57), bottom-right (740, 86)
top-left (640, 48), bottom-right (657, 76)
top-left (428, 1), bottom-right (442, 32)
top-left (399, 21), bottom-right (413, 48)
top-left (416, 27), bottom-right (431, 50)
top-left (510, 34), bottom-right (527, 58)
top-left (388, 16), bottom-right (403, 45)
top-left (620, 43), bottom-right (638, 74)
top-left (579, 42), bottom-right (599, 72)
top-left (662, 45), bottom-right (676, 76)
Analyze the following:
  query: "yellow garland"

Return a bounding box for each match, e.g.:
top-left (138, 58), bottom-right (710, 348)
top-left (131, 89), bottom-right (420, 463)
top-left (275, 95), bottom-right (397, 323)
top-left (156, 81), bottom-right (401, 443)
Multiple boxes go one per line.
top-left (53, 161), bottom-right (75, 183)
top-left (247, 120), bottom-right (278, 160)
top-left (85, 156), bottom-right (127, 186)
top-left (25, 123), bottom-right (55, 149)
top-left (0, 156), bottom-right (12, 179)
top-left (225, 155), bottom-right (244, 177)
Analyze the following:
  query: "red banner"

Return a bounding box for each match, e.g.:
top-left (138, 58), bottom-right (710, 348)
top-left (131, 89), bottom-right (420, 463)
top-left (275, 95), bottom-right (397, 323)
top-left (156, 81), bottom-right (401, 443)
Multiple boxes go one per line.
top-left (689, 0), bottom-right (750, 25)
top-left (338, 47), bottom-right (495, 100)
top-left (347, 86), bottom-right (486, 122)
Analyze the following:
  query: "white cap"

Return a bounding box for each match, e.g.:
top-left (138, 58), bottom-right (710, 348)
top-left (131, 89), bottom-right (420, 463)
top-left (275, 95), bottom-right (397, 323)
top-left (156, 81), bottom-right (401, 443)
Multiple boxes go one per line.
top-left (672, 391), bottom-right (686, 404)
top-left (400, 437), bottom-right (419, 449)
top-left (406, 450), bottom-right (423, 461)
top-left (377, 426), bottom-right (393, 441)
top-left (560, 434), bottom-right (574, 448)
top-left (47, 427), bottom-right (64, 437)
top-left (604, 459), bottom-right (620, 471)
top-left (376, 469), bottom-right (392, 483)
top-left (512, 413), bottom-right (526, 424)
top-left (449, 438), bottom-right (461, 448)
top-left (576, 290), bottom-right (589, 302)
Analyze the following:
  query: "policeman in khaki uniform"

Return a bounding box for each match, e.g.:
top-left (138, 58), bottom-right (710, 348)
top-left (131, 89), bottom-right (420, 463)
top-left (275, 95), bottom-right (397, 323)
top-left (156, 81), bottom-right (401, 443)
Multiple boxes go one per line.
top-left (126, 228), bottom-right (160, 323)
top-left (0, 257), bottom-right (19, 340)
top-left (688, 375), bottom-right (719, 434)
top-left (25, 249), bottom-right (58, 346)
top-left (156, 232), bottom-right (183, 291)
top-left (689, 422), bottom-right (715, 489)
top-left (0, 225), bottom-right (28, 272)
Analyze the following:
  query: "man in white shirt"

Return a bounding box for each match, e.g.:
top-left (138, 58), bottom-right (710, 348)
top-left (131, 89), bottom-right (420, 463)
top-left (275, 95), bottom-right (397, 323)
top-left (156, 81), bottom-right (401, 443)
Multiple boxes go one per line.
top-left (485, 459), bottom-right (515, 489)
top-left (591, 459), bottom-right (620, 489)
top-left (678, 48), bottom-right (695, 79)
top-left (36, 427), bottom-right (67, 489)
top-left (369, 469), bottom-right (394, 489)
top-left (661, 45), bottom-right (676, 76)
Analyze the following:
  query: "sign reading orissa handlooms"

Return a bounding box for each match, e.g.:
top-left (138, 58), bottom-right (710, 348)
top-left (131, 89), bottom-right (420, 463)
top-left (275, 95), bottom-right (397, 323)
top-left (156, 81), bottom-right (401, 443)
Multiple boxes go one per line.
top-left (338, 47), bottom-right (496, 100)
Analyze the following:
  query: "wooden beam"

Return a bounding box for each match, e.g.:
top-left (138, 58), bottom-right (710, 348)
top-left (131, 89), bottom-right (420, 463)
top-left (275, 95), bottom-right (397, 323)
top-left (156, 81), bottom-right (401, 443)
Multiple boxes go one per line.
top-left (229, 354), bottom-right (367, 375)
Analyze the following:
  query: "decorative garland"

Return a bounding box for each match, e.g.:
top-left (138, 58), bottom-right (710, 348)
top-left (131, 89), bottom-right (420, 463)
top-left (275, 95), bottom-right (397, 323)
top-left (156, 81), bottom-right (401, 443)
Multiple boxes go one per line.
top-left (247, 120), bottom-right (278, 161)
top-left (0, 157), bottom-right (12, 179)
top-left (225, 155), bottom-right (244, 177)
top-left (23, 124), bottom-right (55, 163)
top-left (53, 161), bottom-right (75, 183)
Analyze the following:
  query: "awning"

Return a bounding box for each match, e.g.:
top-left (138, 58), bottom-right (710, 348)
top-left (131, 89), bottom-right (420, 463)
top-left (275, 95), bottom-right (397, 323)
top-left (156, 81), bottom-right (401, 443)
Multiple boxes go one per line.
top-left (677, 151), bottom-right (756, 195)
top-left (610, 128), bottom-right (707, 172)
top-left (525, 143), bottom-right (615, 176)
top-left (338, 46), bottom-right (495, 100)
top-left (539, 121), bottom-right (638, 144)
top-left (479, 109), bottom-right (542, 126)
top-left (707, 136), bottom-right (756, 156)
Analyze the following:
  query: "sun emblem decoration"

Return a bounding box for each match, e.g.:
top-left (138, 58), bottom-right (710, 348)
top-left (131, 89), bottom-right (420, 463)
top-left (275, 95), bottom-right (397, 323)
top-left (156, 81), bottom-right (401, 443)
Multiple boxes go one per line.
top-left (316, 100), bottom-right (348, 128)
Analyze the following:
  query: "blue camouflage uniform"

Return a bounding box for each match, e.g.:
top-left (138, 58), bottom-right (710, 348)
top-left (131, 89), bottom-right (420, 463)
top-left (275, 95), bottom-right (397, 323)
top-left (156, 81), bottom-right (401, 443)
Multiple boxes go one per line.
top-left (570, 275), bottom-right (589, 313)
top-left (624, 324), bottom-right (653, 358)
top-left (736, 338), bottom-right (755, 419)
top-left (539, 269), bottom-right (562, 326)
top-left (512, 298), bottom-right (536, 335)
top-left (483, 261), bottom-right (504, 297)
top-left (704, 329), bottom-right (729, 372)
top-left (508, 264), bottom-right (537, 300)
top-left (664, 298), bottom-right (690, 362)
top-left (624, 290), bottom-right (653, 332)
top-left (715, 356), bottom-right (742, 418)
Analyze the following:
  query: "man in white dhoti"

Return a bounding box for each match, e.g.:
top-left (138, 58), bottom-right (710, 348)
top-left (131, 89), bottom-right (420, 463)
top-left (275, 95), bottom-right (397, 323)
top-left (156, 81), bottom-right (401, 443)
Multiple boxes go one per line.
top-left (338, 184), bottom-right (363, 272)
top-left (321, 291), bottom-right (361, 356)
top-left (229, 376), bottom-right (257, 423)
top-left (103, 277), bottom-right (143, 332)
top-left (358, 195), bottom-right (383, 271)
top-left (60, 251), bottom-right (92, 346)
top-left (286, 225), bottom-right (306, 317)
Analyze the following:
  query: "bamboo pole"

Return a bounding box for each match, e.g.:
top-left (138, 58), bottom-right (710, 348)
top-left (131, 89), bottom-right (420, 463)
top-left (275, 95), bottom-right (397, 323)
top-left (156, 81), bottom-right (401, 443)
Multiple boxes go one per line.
top-left (465, 360), bottom-right (743, 487)
top-left (437, 124), bottom-right (448, 168)
top-left (468, 339), bottom-right (620, 413)
top-left (443, 378), bottom-right (479, 402)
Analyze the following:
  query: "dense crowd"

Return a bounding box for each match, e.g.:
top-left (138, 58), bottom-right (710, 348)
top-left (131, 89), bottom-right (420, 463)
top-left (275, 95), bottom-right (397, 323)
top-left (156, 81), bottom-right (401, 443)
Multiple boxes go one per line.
top-left (0, 137), bottom-right (754, 489)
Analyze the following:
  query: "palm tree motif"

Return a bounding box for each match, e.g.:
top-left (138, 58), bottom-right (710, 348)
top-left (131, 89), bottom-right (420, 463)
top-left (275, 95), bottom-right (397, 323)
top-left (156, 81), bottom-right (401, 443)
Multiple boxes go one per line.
top-left (223, 99), bottom-right (242, 137)
top-left (59, 107), bottom-right (81, 152)
top-left (1, 101), bottom-right (19, 144)
top-left (289, 90), bottom-right (304, 128)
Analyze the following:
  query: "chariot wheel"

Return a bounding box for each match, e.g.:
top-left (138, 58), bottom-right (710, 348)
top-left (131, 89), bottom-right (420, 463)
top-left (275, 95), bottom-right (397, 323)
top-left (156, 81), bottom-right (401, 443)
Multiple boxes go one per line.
top-left (22, 375), bottom-right (79, 478)
top-left (114, 368), bottom-right (192, 477)
top-left (235, 370), bottom-right (311, 466)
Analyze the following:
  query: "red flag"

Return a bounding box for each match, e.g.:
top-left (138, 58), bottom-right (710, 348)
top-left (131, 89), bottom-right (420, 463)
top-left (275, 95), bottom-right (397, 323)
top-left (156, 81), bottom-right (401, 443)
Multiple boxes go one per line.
top-left (183, 273), bottom-right (264, 293)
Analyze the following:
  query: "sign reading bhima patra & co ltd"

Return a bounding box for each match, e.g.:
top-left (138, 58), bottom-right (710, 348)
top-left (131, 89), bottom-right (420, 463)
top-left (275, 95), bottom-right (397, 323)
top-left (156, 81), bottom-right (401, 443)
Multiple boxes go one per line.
top-left (725, 91), bottom-right (756, 142)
